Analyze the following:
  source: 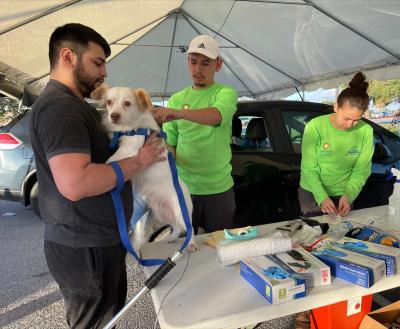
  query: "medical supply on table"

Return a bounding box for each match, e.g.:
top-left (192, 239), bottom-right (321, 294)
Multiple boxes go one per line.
top-left (322, 214), bottom-right (342, 225)
top-left (351, 226), bottom-right (400, 248)
top-left (327, 221), bottom-right (353, 240)
top-left (300, 217), bottom-right (329, 234)
top-left (311, 240), bottom-right (386, 288)
top-left (291, 224), bottom-right (323, 248)
top-left (275, 221), bottom-right (303, 236)
top-left (203, 226), bottom-right (257, 248)
top-left (271, 247), bottom-right (331, 287)
top-left (336, 236), bottom-right (400, 276)
top-left (224, 226), bottom-right (258, 241)
top-left (216, 231), bottom-right (292, 266)
top-left (240, 255), bottom-right (306, 304)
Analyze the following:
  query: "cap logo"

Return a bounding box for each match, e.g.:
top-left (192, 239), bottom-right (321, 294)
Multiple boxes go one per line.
top-left (197, 43), bottom-right (206, 49)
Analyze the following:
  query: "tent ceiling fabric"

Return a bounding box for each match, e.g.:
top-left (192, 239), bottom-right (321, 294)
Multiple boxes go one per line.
top-left (1, 0), bottom-right (400, 99)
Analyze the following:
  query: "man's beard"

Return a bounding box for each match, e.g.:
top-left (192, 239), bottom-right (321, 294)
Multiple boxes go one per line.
top-left (193, 82), bottom-right (206, 88)
top-left (73, 59), bottom-right (99, 98)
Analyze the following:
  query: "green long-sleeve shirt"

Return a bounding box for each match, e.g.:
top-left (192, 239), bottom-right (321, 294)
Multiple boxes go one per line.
top-left (300, 114), bottom-right (374, 205)
top-left (163, 82), bottom-right (237, 195)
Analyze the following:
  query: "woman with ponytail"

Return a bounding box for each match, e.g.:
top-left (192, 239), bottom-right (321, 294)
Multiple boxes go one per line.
top-left (299, 72), bottom-right (374, 217)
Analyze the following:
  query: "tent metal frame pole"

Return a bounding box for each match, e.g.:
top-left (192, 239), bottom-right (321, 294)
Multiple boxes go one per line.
top-left (252, 61), bottom-right (400, 98)
top-left (163, 13), bottom-right (179, 98)
top-left (181, 12), bottom-right (256, 97)
top-left (0, 0), bottom-right (82, 36)
top-left (181, 9), bottom-right (303, 86)
top-left (111, 10), bottom-right (177, 45)
top-left (295, 86), bottom-right (304, 101)
top-left (27, 8), bottom-right (178, 85)
top-left (237, 0), bottom-right (308, 5)
top-left (304, 0), bottom-right (400, 61)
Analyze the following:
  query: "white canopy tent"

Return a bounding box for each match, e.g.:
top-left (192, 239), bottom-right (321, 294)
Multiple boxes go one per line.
top-left (1, 0), bottom-right (400, 100)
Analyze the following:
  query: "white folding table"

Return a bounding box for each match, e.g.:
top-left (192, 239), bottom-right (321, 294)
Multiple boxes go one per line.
top-left (141, 206), bottom-right (400, 329)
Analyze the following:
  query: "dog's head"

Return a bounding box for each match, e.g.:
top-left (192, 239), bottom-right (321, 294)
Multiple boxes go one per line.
top-left (91, 85), bottom-right (154, 131)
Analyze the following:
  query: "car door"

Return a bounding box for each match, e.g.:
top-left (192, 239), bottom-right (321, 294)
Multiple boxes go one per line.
top-left (231, 103), bottom-right (297, 224)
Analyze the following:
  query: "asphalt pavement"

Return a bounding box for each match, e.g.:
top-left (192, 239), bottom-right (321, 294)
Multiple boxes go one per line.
top-left (0, 201), bottom-right (298, 329)
top-left (1, 200), bottom-right (397, 329)
top-left (0, 200), bottom-right (160, 329)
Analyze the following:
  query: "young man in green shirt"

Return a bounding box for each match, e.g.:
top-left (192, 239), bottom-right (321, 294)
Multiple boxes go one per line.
top-left (299, 72), bottom-right (374, 217)
top-left (152, 35), bottom-right (238, 233)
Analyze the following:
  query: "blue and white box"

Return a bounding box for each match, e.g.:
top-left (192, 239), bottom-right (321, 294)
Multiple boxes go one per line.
top-left (240, 255), bottom-right (306, 305)
top-left (336, 237), bottom-right (400, 276)
top-left (271, 247), bottom-right (331, 287)
top-left (311, 241), bottom-right (386, 288)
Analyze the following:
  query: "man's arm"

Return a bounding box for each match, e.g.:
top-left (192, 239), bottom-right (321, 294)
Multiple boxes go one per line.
top-left (49, 133), bottom-right (165, 201)
top-left (152, 106), bottom-right (222, 126)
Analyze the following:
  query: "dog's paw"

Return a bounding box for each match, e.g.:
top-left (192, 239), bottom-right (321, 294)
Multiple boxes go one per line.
top-left (187, 241), bottom-right (199, 252)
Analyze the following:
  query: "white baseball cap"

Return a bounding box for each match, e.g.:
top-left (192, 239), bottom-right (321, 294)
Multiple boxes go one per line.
top-left (187, 35), bottom-right (220, 59)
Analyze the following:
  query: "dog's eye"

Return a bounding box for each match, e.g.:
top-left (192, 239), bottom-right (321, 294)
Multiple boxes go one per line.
top-left (106, 99), bottom-right (112, 106)
top-left (124, 101), bottom-right (131, 107)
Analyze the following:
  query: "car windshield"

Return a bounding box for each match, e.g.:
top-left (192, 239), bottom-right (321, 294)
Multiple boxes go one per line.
top-left (0, 95), bottom-right (29, 129)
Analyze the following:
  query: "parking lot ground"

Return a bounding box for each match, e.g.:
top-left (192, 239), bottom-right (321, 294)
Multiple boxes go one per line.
top-left (0, 200), bottom-right (160, 329)
top-left (0, 200), bottom-right (397, 329)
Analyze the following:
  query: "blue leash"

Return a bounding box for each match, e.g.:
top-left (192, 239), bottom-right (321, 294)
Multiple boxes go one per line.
top-left (109, 129), bottom-right (193, 266)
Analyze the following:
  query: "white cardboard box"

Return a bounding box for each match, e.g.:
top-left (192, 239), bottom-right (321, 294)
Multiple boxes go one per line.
top-left (271, 247), bottom-right (331, 287)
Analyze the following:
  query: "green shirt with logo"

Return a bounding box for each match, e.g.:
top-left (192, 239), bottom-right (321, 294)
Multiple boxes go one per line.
top-left (300, 114), bottom-right (374, 205)
top-left (163, 82), bottom-right (237, 195)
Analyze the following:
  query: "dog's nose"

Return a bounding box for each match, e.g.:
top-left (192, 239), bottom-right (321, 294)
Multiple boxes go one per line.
top-left (110, 113), bottom-right (120, 122)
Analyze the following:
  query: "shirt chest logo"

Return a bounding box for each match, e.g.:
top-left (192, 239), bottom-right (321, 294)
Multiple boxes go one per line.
top-left (322, 143), bottom-right (330, 151)
top-left (347, 146), bottom-right (360, 156)
top-left (182, 104), bottom-right (190, 110)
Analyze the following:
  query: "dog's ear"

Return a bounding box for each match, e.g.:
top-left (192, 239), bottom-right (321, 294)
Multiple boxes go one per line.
top-left (90, 84), bottom-right (109, 101)
top-left (135, 88), bottom-right (153, 110)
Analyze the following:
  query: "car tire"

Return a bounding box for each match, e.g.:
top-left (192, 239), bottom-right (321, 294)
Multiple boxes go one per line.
top-left (30, 182), bottom-right (42, 219)
top-left (149, 225), bottom-right (172, 242)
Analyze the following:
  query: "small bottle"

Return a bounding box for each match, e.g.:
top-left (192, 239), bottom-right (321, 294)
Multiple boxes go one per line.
top-left (327, 221), bottom-right (353, 240)
top-left (388, 168), bottom-right (400, 216)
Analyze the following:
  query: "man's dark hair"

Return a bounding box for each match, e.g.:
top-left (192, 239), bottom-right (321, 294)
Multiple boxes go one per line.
top-left (49, 23), bottom-right (111, 69)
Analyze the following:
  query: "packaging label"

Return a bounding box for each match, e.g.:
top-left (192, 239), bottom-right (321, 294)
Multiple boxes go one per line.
top-left (347, 296), bottom-right (362, 316)
top-left (287, 284), bottom-right (306, 297)
top-left (320, 268), bottom-right (330, 285)
top-left (265, 285), bottom-right (271, 297)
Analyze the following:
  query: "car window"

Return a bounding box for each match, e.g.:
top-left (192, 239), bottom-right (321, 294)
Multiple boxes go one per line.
top-left (232, 115), bottom-right (273, 152)
top-left (281, 111), bottom-right (325, 154)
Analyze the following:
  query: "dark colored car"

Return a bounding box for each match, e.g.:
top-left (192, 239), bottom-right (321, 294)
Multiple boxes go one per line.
top-left (231, 101), bottom-right (400, 227)
top-left (0, 97), bottom-right (399, 225)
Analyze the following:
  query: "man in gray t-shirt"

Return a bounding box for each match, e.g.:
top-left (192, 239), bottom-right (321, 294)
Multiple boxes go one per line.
top-left (30, 23), bottom-right (165, 328)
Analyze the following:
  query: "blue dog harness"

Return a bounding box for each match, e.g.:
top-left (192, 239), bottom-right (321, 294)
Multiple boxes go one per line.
top-left (109, 129), bottom-right (193, 266)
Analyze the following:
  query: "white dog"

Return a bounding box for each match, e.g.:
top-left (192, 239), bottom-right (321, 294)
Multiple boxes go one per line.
top-left (91, 85), bottom-right (198, 253)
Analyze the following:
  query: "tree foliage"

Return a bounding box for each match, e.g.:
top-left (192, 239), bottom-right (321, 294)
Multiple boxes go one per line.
top-left (0, 97), bottom-right (23, 126)
top-left (368, 79), bottom-right (400, 108)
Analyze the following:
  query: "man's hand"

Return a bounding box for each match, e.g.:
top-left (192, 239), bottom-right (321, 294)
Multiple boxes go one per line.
top-left (135, 132), bottom-right (166, 169)
top-left (320, 197), bottom-right (338, 215)
top-left (151, 107), bottom-right (180, 124)
top-left (338, 195), bottom-right (351, 216)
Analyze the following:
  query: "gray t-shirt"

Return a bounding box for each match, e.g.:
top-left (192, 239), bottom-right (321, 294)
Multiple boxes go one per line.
top-left (30, 80), bottom-right (133, 247)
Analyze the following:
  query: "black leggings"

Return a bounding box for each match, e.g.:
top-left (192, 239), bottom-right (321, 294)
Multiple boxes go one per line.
top-left (44, 240), bottom-right (127, 329)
